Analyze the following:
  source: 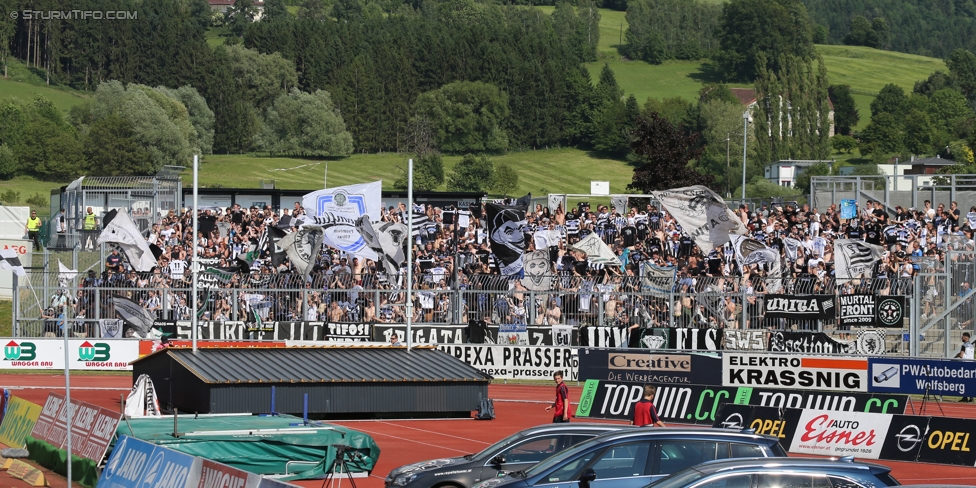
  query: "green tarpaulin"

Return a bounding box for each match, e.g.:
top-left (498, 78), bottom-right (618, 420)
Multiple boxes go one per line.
top-left (113, 414), bottom-right (379, 481)
top-left (25, 435), bottom-right (100, 488)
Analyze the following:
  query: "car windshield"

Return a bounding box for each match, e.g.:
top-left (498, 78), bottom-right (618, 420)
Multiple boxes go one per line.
top-left (520, 435), bottom-right (606, 476)
top-left (470, 430), bottom-right (528, 461)
top-left (643, 466), bottom-right (706, 488)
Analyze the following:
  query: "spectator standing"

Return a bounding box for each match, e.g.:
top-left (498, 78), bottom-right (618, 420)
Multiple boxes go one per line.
top-left (632, 385), bottom-right (666, 427)
top-left (545, 371), bottom-right (571, 423)
top-left (955, 331), bottom-right (974, 402)
top-left (26, 210), bottom-right (42, 251)
top-left (82, 206), bottom-right (98, 250)
top-left (55, 208), bottom-right (67, 249)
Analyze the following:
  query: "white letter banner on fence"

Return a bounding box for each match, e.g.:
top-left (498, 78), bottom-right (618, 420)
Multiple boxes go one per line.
top-left (437, 345), bottom-right (578, 381)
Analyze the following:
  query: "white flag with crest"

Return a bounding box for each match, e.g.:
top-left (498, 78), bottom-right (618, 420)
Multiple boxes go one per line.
top-left (834, 239), bottom-right (885, 279)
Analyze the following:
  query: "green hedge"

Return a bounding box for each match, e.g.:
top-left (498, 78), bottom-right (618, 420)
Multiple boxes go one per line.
top-left (25, 435), bottom-right (100, 488)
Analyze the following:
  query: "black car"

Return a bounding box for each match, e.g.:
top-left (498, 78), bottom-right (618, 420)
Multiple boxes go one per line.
top-left (644, 456), bottom-right (901, 487)
top-left (385, 423), bottom-right (634, 488)
top-left (470, 428), bottom-right (787, 488)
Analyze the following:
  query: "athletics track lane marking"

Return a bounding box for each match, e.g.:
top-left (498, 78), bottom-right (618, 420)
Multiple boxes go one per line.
top-left (372, 421), bottom-right (492, 445)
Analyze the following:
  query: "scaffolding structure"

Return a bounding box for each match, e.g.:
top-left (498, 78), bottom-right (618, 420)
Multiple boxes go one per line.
top-left (47, 166), bottom-right (184, 251)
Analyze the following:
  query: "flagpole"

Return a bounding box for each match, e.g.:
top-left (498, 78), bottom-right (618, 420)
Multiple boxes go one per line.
top-left (405, 159), bottom-right (413, 352)
top-left (63, 273), bottom-right (72, 488)
top-left (192, 154), bottom-right (199, 354)
top-left (23, 276), bottom-right (44, 316)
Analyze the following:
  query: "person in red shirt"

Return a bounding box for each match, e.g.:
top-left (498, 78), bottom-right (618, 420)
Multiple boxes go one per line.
top-left (632, 385), bottom-right (665, 427)
top-left (545, 371), bottom-right (570, 423)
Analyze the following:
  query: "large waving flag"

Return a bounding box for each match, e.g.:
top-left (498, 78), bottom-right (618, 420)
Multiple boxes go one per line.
top-left (651, 186), bottom-right (747, 253)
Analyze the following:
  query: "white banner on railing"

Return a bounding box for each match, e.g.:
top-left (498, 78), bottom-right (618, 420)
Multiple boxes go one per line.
top-left (437, 344), bottom-right (579, 381)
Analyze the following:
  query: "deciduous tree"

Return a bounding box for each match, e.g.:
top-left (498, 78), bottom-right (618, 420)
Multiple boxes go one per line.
top-left (628, 113), bottom-right (712, 193)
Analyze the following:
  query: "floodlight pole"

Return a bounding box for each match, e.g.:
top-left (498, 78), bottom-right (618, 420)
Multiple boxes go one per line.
top-left (741, 111), bottom-right (750, 203)
top-left (405, 159), bottom-right (414, 352)
top-left (192, 154), bottom-right (199, 354)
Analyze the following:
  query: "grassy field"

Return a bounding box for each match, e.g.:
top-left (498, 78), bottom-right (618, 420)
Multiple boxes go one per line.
top-left (532, 7), bottom-right (944, 130)
top-left (0, 60), bottom-right (91, 112)
top-left (817, 44), bottom-right (946, 96)
top-left (194, 148), bottom-right (636, 197)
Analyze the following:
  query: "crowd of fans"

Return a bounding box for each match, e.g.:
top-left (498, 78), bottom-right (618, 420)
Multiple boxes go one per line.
top-left (38, 196), bottom-right (976, 337)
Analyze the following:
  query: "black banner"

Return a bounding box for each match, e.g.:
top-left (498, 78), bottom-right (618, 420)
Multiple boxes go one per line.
top-left (372, 324), bottom-right (467, 344)
top-left (879, 414), bottom-right (928, 462)
top-left (838, 295), bottom-right (906, 328)
top-left (577, 348), bottom-right (721, 386)
top-left (916, 416), bottom-right (976, 466)
top-left (878, 415), bottom-right (976, 466)
top-left (578, 326), bottom-right (631, 348)
top-left (485, 202), bottom-right (527, 275)
top-left (763, 294), bottom-right (835, 320)
top-left (577, 382), bottom-right (908, 424)
top-left (722, 330), bottom-right (768, 351)
top-left (767, 329), bottom-right (887, 355)
top-left (711, 404), bottom-right (803, 444)
top-left (172, 321), bottom-right (371, 341)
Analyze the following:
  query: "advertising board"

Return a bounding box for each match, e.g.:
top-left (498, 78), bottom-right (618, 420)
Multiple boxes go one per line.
top-left (0, 396), bottom-right (42, 448)
top-left (577, 382), bottom-right (907, 424)
top-left (29, 393), bottom-right (120, 463)
top-left (577, 348), bottom-right (721, 386)
top-left (1, 339), bottom-right (140, 370)
top-left (790, 409), bottom-right (892, 459)
top-left (98, 435), bottom-right (298, 488)
top-left (868, 357), bottom-right (976, 396)
top-left (714, 404), bottom-right (976, 468)
top-left (722, 353), bottom-right (868, 392)
top-left (437, 345), bottom-right (578, 381)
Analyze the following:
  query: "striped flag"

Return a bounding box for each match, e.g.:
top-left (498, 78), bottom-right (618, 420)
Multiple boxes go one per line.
top-left (202, 267), bottom-right (234, 284)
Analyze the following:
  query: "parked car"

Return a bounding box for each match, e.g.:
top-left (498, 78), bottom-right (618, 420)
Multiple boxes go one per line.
top-left (385, 423), bottom-right (634, 488)
top-left (644, 457), bottom-right (900, 488)
top-left (470, 428), bottom-right (787, 488)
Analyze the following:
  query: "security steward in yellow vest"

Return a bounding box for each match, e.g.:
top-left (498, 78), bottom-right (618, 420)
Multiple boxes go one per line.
top-left (82, 207), bottom-right (98, 251)
top-left (26, 210), bottom-right (42, 251)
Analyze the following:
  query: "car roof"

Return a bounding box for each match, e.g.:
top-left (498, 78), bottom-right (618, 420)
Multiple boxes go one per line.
top-left (516, 423), bottom-right (637, 436)
top-left (584, 427), bottom-right (781, 445)
top-left (690, 457), bottom-right (893, 474)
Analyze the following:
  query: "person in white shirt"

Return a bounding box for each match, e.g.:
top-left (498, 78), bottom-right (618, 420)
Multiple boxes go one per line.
top-left (169, 258), bottom-right (187, 281)
top-left (956, 331), bottom-right (974, 402)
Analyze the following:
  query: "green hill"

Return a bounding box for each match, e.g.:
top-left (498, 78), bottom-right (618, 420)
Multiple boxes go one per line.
top-left (534, 6), bottom-right (945, 130)
top-left (193, 149), bottom-right (636, 197)
top-left (0, 60), bottom-right (91, 112)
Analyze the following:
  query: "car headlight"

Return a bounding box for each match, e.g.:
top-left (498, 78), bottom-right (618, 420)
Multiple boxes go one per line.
top-left (472, 478), bottom-right (508, 488)
top-left (393, 473), bottom-right (422, 486)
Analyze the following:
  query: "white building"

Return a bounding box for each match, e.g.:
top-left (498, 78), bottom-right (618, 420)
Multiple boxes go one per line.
top-left (765, 160), bottom-right (834, 187)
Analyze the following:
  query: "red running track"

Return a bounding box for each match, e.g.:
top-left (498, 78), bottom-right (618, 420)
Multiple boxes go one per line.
top-left (1, 376), bottom-right (975, 488)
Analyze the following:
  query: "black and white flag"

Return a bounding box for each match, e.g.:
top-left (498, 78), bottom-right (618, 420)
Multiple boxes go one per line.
top-left (640, 262), bottom-right (675, 295)
top-left (729, 234), bottom-right (782, 291)
top-left (834, 239), bottom-right (885, 279)
top-left (611, 196), bottom-right (629, 214)
top-left (521, 250), bottom-right (553, 291)
top-left (99, 319), bottom-right (123, 339)
top-left (279, 225), bottom-right (326, 277)
top-left (302, 213), bottom-right (378, 260)
top-left (99, 209), bottom-right (158, 272)
top-left (0, 249), bottom-right (25, 277)
top-left (267, 227), bottom-right (289, 267)
top-left (651, 185), bottom-right (747, 253)
top-left (111, 296), bottom-right (155, 337)
top-left (357, 217), bottom-right (408, 276)
top-left (783, 237), bottom-right (802, 262)
top-left (58, 260), bottom-right (77, 289)
top-left (571, 233), bottom-right (622, 266)
top-left (486, 202), bottom-right (528, 276)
